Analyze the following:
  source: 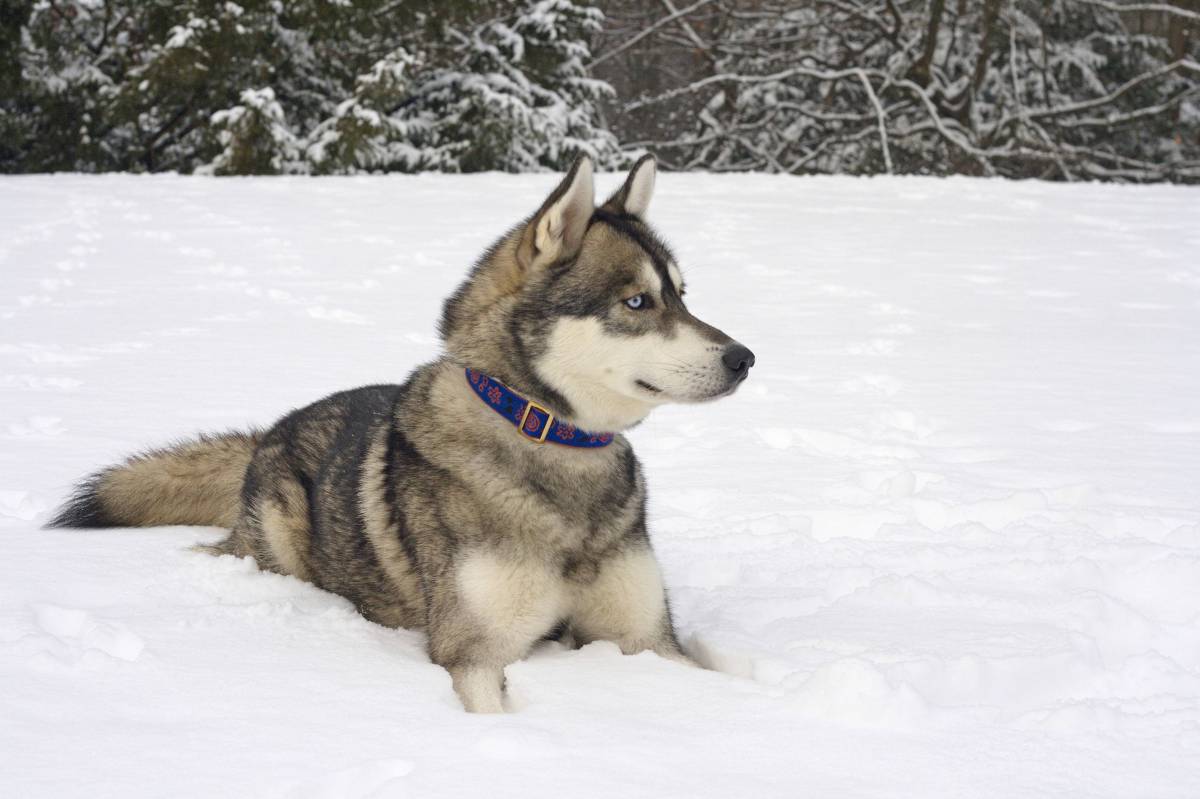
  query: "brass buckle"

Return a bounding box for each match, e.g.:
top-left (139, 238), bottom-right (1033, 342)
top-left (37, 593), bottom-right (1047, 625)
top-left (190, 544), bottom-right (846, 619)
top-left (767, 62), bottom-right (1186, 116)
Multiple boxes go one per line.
top-left (518, 400), bottom-right (554, 443)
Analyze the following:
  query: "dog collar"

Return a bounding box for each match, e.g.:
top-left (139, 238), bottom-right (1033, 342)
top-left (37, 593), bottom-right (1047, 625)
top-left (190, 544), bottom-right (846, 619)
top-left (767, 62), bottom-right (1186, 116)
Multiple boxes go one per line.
top-left (465, 369), bottom-right (613, 448)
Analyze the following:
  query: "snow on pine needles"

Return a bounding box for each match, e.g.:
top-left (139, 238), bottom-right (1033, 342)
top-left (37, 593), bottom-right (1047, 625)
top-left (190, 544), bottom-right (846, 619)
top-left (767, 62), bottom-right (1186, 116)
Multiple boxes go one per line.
top-left (1, 174), bottom-right (1199, 798)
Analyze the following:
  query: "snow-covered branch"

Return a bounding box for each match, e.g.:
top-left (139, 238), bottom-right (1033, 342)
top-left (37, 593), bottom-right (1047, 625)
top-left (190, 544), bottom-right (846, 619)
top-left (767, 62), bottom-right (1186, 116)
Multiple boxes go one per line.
top-left (588, 0), bottom-right (717, 69)
top-left (600, 0), bottom-right (1200, 182)
top-left (1071, 0), bottom-right (1200, 23)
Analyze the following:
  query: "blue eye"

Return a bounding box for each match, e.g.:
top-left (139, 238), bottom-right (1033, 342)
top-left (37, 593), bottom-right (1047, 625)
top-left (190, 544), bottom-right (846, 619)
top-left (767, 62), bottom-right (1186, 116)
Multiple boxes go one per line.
top-left (624, 294), bottom-right (648, 310)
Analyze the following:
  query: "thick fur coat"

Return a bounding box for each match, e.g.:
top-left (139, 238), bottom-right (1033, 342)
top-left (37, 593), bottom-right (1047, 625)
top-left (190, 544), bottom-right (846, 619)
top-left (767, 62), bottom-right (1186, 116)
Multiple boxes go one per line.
top-left (50, 155), bottom-right (755, 712)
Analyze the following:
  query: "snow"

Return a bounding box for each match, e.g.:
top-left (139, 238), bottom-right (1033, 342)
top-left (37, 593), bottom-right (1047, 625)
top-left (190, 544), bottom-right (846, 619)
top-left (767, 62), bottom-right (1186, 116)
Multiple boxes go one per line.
top-left (2, 173), bottom-right (1199, 797)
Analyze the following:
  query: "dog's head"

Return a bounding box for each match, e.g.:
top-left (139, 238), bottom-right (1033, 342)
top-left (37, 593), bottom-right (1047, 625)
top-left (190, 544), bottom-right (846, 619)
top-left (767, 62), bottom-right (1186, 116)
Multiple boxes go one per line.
top-left (440, 155), bottom-right (754, 432)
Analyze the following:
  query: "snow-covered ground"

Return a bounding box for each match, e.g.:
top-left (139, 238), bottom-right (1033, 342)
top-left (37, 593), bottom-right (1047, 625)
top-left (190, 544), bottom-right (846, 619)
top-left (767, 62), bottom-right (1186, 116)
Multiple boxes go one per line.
top-left (2, 173), bottom-right (1199, 798)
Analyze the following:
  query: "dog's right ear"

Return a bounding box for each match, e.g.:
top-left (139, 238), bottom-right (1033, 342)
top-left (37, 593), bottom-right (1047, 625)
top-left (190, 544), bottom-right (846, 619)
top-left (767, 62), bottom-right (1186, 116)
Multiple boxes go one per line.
top-left (517, 155), bottom-right (594, 271)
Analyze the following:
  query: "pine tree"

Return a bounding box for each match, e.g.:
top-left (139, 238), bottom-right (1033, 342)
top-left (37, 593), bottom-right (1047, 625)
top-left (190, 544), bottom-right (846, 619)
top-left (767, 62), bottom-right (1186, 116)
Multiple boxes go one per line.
top-left (202, 87), bottom-right (301, 175)
top-left (304, 48), bottom-right (448, 174)
top-left (403, 0), bottom-right (621, 172)
top-left (2, 0), bottom-right (620, 175)
top-left (3, 0), bottom-right (114, 172)
top-left (305, 0), bottom-right (621, 173)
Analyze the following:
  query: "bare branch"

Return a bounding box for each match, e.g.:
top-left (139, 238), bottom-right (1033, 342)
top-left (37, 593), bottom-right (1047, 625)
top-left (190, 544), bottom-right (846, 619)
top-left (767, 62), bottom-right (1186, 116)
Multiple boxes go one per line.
top-left (1019, 59), bottom-right (1200, 122)
top-left (857, 70), bottom-right (893, 173)
top-left (1071, 0), bottom-right (1200, 22)
top-left (588, 0), bottom-right (717, 69)
top-left (660, 0), bottom-right (712, 55)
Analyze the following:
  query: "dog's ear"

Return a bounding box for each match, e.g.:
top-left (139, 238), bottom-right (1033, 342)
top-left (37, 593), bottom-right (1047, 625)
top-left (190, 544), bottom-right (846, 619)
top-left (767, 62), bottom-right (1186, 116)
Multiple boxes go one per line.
top-left (602, 154), bottom-right (656, 219)
top-left (518, 155), bottom-right (594, 270)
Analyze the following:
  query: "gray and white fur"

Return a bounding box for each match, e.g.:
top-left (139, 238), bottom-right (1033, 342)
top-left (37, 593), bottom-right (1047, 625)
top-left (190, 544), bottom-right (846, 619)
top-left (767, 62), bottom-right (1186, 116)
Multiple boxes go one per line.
top-left (49, 155), bottom-right (756, 712)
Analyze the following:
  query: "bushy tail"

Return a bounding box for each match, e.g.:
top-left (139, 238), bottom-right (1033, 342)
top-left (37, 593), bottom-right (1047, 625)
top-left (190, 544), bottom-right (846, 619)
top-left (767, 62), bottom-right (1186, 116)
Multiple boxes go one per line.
top-left (47, 430), bottom-right (262, 529)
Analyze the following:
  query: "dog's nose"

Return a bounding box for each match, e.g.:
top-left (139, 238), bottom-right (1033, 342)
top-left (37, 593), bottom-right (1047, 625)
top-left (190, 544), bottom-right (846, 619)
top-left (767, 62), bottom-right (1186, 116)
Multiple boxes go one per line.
top-left (722, 343), bottom-right (756, 377)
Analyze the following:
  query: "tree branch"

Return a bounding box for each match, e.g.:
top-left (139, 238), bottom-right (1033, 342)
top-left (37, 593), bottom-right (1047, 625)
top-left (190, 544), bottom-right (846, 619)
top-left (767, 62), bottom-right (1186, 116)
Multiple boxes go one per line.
top-left (857, 70), bottom-right (893, 173)
top-left (588, 0), bottom-right (717, 69)
top-left (1071, 0), bottom-right (1200, 23)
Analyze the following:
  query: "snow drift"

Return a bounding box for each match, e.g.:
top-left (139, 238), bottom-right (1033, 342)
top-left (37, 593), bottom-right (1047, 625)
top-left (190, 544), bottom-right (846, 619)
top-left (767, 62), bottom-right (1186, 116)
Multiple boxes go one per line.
top-left (1, 173), bottom-right (1198, 797)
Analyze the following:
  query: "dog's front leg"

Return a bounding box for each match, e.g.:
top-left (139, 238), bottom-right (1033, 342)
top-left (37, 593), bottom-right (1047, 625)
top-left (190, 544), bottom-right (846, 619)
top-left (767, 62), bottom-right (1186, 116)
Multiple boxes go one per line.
top-left (444, 663), bottom-right (506, 714)
top-left (429, 550), bottom-right (567, 713)
top-left (572, 546), bottom-right (695, 665)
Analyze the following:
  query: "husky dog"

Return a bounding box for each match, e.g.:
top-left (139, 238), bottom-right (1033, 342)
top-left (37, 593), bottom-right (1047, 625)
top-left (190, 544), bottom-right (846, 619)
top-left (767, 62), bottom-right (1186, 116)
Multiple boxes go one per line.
top-left (50, 155), bottom-right (755, 713)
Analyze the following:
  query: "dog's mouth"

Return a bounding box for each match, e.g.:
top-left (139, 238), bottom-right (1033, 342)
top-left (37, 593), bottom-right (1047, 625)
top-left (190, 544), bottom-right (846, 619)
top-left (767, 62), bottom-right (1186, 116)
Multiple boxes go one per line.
top-left (634, 377), bottom-right (747, 403)
top-left (698, 382), bottom-right (744, 402)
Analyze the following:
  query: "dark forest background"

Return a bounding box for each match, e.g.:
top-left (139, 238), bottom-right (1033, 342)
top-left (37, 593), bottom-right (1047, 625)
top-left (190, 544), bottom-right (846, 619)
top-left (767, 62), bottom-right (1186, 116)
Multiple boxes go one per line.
top-left (2, 1), bottom-right (1197, 181)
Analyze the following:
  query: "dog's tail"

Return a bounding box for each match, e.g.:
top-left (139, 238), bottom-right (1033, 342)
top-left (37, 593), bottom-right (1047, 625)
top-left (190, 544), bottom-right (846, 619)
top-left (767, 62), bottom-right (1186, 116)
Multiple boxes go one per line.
top-left (47, 430), bottom-right (262, 529)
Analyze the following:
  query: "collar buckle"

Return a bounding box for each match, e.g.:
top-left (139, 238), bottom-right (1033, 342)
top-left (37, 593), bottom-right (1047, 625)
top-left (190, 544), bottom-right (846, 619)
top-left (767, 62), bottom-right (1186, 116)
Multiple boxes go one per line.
top-left (518, 400), bottom-right (554, 443)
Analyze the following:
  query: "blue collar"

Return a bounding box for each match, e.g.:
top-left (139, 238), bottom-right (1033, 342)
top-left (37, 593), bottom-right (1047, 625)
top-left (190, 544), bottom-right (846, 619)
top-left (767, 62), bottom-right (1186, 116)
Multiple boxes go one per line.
top-left (465, 369), bottom-right (614, 448)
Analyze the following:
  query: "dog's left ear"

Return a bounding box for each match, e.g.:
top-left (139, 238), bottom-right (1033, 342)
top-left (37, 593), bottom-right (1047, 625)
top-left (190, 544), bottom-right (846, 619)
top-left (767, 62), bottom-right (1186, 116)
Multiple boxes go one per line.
top-left (602, 154), bottom-right (656, 219)
top-left (517, 155), bottom-right (594, 271)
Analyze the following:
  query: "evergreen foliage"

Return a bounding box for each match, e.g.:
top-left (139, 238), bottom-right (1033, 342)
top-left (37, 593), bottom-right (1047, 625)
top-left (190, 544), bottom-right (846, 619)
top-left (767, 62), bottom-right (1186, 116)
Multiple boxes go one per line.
top-left (1, 0), bottom-right (618, 174)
